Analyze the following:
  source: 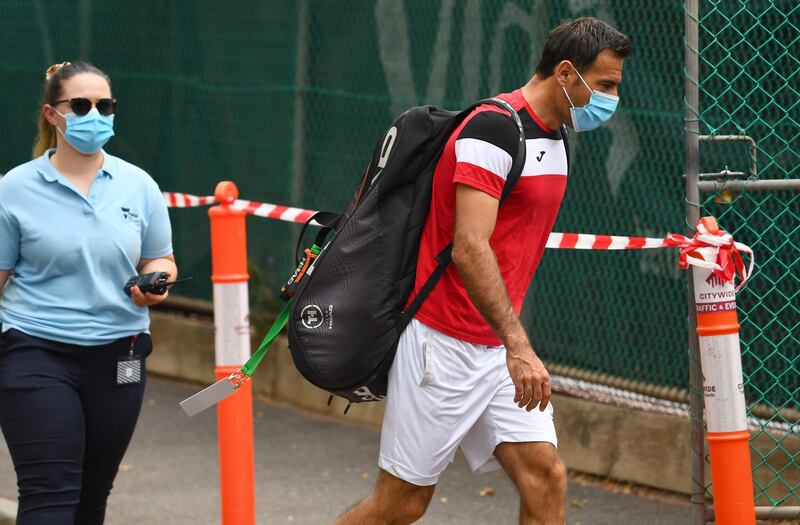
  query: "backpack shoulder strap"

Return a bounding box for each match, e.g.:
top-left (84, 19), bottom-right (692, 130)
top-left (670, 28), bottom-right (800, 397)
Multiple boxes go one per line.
top-left (561, 124), bottom-right (571, 172)
top-left (399, 98), bottom-right (527, 330)
top-left (488, 97), bottom-right (526, 203)
top-left (451, 97), bottom-right (527, 202)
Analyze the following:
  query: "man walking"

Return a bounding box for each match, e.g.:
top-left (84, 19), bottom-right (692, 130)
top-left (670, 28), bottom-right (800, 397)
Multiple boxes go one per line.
top-left (335, 17), bottom-right (633, 525)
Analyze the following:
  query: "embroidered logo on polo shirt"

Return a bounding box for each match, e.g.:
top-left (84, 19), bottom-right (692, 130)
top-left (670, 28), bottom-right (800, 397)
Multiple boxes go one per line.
top-left (121, 207), bottom-right (139, 221)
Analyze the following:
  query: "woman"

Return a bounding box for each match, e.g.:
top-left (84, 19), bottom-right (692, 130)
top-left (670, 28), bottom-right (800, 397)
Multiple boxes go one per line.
top-left (0, 61), bottom-right (177, 524)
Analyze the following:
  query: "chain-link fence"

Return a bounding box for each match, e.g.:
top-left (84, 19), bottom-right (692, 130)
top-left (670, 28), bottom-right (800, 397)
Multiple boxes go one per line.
top-left (692, 0), bottom-right (799, 518)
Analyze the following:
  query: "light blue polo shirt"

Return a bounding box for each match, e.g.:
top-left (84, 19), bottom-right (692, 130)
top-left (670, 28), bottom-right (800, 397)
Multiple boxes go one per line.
top-left (0, 149), bottom-right (173, 346)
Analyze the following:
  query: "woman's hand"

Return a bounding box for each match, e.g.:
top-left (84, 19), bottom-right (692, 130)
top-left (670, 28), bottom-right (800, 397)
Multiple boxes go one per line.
top-left (129, 284), bottom-right (169, 307)
top-left (133, 255), bottom-right (178, 307)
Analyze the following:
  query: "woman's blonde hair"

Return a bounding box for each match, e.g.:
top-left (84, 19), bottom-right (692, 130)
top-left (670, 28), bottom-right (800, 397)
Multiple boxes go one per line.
top-left (32, 61), bottom-right (112, 158)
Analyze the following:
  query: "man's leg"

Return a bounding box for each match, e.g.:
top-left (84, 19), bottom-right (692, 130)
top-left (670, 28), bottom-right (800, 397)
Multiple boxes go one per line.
top-left (341, 319), bottom-right (498, 524)
top-left (334, 469), bottom-right (435, 525)
top-left (495, 442), bottom-right (567, 525)
top-left (459, 346), bottom-right (565, 525)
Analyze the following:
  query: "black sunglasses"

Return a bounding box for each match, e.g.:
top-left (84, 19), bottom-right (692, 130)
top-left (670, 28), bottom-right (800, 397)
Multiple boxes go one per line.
top-left (53, 97), bottom-right (117, 117)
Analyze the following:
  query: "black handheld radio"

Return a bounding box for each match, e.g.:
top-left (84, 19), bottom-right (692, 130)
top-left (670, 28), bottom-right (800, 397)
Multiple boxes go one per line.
top-left (123, 272), bottom-right (191, 297)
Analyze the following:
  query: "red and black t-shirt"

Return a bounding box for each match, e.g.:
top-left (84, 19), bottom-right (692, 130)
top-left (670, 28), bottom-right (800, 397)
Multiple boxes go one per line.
top-left (411, 89), bottom-right (569, 346)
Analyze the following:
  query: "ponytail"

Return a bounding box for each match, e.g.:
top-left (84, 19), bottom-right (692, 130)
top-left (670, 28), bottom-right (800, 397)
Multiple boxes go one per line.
top-left (31, 61), bottom-right (112, 159)
top-left (32, 104), bottom-right (57, 158)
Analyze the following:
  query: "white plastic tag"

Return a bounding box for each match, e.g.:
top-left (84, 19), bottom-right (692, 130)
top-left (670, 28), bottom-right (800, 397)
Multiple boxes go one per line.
top-left (179, 376), bottom-right (239, 417)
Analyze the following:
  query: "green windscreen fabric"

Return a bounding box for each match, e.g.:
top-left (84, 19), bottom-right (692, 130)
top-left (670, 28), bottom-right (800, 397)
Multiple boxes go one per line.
top-left (0, 0), bottom-right (690, 392)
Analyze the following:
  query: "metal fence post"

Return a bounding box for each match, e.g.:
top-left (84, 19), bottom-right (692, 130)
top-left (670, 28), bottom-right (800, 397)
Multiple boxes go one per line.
top-left (685, 0), bottom-right (707, 523)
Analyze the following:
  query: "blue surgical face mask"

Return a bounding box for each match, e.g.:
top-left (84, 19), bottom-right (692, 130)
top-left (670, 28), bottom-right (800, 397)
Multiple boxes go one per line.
top-left (563, 68), bottom-right (619, 132)
top-left (54, 107), bottom-right (115, 154)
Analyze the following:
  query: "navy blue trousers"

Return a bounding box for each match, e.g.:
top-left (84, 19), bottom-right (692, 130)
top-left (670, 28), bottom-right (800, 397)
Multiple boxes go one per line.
top-left (0, 328), bottom-right (151, 525)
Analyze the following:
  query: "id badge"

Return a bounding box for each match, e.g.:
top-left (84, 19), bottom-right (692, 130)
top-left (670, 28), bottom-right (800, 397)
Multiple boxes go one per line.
top-left (117, 355), bottom-right (143, 385)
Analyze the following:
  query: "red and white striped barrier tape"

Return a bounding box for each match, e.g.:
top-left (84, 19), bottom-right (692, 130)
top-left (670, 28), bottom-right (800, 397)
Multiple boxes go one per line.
top-left (163, 191), bottom-right (753, 287)
top-left (162, 192), bottom-right (316, 224)
top-left (162, 192), bottom-right (680, 246)
top-left (545, 233), bottom-right (671, 250)
top-left (228, 200), bottom-right (317, 224)
top-left (165, 192), bottom-right (217, 208)
top-left (545, 231), bottom-right (752, 288)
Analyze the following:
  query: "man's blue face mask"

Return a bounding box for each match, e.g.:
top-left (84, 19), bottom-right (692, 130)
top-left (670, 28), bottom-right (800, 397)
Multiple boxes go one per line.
top-left (563, 67), bottom-right (619, 132)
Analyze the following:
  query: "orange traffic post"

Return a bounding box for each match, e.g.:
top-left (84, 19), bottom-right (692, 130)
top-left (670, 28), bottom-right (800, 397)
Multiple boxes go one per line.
top-left (691, 216), bottom-right (755, 525)
top-left (209, 181), bottom-right (256, 525)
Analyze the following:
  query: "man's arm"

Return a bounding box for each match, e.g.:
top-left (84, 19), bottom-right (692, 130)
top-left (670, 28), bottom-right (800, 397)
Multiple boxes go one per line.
top-left (450, 184), bottom-right (551, 411)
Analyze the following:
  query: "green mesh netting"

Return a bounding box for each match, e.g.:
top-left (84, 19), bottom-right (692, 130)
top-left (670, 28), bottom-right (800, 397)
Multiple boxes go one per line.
top-left (0, 0), bottom-right (688, 391)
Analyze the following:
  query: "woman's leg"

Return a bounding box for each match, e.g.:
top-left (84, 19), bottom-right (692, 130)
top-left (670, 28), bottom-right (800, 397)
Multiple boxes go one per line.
top-left (75, 336), bottom-right (148, 525)
top-left (0, 347), bottom-right (85, 525)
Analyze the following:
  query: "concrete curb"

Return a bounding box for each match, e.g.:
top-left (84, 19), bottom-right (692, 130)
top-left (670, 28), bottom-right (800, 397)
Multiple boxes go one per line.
top-left (0, 497), bottom-right (16, 525)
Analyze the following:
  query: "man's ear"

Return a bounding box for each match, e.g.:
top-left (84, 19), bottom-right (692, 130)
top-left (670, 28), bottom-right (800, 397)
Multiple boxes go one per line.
top-left (554, 60), bottom-right (573, 87)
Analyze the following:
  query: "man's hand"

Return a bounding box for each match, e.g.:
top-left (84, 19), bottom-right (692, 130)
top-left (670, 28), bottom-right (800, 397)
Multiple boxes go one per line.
top-left (506, 345), bottom-right (551, 412)
top-left (129, 283), bottom-right (170, 308)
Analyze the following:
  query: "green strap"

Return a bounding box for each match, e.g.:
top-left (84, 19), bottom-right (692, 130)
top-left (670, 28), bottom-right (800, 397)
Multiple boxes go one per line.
top-left (240, 243), bottom-right (322, 377)
top-left (240, 300), bottom-right (292, 377)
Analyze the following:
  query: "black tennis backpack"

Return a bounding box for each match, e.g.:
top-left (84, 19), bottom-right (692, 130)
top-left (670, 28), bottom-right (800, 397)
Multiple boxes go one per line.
top-left (285, 98), bottom-right (531, 408)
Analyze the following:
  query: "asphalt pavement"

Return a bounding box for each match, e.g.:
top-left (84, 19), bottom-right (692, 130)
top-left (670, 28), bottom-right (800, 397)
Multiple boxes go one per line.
top-left (0, 375), bottom-right (692, 524)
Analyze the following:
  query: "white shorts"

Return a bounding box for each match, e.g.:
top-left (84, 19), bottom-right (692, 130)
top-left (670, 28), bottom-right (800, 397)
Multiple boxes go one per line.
top-left (378, 318), bottom-right (557, 486)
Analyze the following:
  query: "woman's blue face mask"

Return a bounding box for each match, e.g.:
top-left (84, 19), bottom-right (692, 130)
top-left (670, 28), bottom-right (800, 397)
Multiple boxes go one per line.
top-left (563, 67), bottom-right (619, 132)
top-left (54, 107), bottom-right (115, 154)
